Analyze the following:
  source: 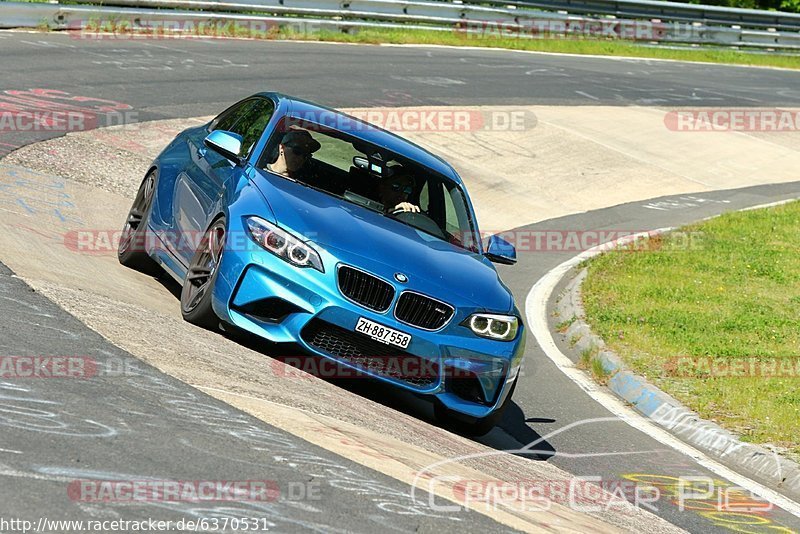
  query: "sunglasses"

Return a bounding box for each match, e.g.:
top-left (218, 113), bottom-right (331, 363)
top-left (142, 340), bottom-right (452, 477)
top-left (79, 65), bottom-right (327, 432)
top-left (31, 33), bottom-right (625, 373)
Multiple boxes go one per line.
top-left (391, 183), bottom-right (413, 195)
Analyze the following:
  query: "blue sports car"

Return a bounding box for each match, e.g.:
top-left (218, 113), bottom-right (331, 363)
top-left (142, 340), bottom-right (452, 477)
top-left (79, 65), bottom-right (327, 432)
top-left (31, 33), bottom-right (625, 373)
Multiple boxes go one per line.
top-left (118, 93), bottom-right (525, 435)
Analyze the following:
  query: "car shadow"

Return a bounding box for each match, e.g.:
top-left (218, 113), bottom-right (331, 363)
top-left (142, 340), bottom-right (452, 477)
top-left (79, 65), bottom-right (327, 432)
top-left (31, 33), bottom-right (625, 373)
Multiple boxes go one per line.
top-left (495, 402), bottom-right (556, 460)
top-left (155, 273), bottom-right (556, 461)
top-left (225, 321), bottom-right (557, 461)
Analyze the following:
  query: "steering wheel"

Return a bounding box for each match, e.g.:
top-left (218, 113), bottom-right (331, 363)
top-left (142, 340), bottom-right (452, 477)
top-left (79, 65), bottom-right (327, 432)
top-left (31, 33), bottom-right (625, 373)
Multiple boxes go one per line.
top-left (391, 210), bottom-right (445, 239)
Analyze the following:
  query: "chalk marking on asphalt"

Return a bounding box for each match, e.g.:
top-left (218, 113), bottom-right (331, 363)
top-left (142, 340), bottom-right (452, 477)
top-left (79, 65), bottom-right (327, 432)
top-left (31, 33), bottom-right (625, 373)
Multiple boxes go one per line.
top-left (193, 385), bottom-right (621, 533)
top-left (525, 201), bottom-right (800, 520)
top-left (575, 91), bottom-right (600, 101)
top-left (376, 43), bottom-right (800, 72)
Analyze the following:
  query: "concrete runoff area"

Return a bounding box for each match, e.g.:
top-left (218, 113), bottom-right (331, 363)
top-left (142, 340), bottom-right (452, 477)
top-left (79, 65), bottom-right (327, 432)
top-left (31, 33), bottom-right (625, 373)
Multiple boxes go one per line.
top-left (6, 105), bottom-right (800, 231)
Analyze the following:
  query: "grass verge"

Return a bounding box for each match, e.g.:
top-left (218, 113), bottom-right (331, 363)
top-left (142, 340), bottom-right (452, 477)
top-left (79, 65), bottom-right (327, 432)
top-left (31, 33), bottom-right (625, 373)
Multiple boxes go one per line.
top-left (301, 28), bottom-right (800, 70)
top-left (581, 200), bottom-right (800, 457)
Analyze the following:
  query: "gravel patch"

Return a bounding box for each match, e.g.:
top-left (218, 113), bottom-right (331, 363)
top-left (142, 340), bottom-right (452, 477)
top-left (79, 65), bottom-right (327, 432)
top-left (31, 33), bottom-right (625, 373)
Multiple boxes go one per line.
top-left (4, 117), bottom-right (210, 199)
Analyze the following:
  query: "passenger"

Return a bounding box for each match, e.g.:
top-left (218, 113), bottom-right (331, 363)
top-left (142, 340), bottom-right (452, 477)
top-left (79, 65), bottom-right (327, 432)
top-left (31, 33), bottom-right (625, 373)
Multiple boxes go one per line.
top-left (379, 166), bottom-right (420, 214)
top-left (266, 130), bottom-right (322, 184)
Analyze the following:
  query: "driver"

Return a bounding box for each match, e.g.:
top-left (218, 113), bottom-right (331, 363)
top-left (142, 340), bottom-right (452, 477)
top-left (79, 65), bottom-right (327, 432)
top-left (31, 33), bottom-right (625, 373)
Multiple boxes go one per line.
top-left (266, 129), bottom-right (322, 184)
top-left (378, 166), bottom-right (420, 214)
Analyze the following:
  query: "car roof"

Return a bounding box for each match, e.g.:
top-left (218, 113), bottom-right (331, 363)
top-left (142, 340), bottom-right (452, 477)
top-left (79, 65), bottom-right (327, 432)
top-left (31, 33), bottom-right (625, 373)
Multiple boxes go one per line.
top-left (258, 92), bottom-right (462, 185)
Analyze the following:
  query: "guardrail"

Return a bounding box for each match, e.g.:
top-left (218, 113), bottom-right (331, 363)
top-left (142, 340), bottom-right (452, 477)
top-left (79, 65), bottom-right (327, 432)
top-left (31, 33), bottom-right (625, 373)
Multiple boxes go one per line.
top-left (1, 0), bottom-right (799, 51)
top-left (484, 0), bottom-right (800, 32)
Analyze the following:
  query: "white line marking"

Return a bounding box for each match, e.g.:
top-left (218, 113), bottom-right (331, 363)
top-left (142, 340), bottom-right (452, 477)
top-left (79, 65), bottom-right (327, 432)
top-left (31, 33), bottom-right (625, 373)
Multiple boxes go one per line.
top-left (575, 90), bottom-right (599, 101)
top-left (525, 203), bottom-right (800, 519)
top-left (0, 448), bottom-right (22, 455)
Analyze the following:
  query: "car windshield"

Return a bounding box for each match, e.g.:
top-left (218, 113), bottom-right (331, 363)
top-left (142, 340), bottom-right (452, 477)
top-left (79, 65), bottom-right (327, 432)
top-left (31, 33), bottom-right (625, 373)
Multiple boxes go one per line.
top-left (258, 117), bottom-right (480, 253)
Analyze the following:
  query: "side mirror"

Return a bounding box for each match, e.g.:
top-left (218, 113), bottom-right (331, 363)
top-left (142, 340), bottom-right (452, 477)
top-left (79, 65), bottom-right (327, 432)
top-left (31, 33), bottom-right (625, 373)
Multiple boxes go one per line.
top-left (485, 234), bottom-right (517, 265)
top-left (204, 130), bottom-right (244, 164)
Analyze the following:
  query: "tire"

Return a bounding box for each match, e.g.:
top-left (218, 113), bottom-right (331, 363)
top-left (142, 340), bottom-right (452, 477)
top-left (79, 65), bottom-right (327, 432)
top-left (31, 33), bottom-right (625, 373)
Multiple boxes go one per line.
top-left (180, 217), bottom-right (226, 330)
top-left (118, 170), bottom-right (161, 275)
top-left (435, 378), bottom-right (517, 437)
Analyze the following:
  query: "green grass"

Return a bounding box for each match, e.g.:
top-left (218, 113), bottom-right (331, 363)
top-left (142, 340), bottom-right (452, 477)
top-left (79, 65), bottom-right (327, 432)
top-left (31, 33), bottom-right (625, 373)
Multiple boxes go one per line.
top-left (577, 343), bottom-right (611, 383)
top-left (556, 315), bottom-right (578, 333)
top-left (300, 28), bottom-right (800, 70)
top-left (24, 13), bottom-right (800, 70)
top-left (582, 201), bottom-right (800, 455)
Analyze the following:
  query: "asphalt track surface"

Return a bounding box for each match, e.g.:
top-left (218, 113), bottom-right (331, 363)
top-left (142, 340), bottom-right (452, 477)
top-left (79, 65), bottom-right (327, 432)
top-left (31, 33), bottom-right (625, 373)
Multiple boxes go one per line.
top-left (2, 31), bottom-right (800, 533)
top-left (0, 262), bottom-right (508, 533)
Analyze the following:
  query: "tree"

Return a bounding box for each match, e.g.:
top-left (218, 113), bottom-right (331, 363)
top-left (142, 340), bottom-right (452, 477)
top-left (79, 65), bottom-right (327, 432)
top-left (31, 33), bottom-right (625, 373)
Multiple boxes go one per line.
top-left (781, 0), bottom-right (800, 12)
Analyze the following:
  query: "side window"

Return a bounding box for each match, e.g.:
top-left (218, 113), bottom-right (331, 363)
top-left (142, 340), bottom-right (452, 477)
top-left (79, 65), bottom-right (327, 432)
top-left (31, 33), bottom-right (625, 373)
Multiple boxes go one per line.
top-left (443, 185), bottom-right (462, 235)
top-left (432, 181), bottom-right (474, 250)
top-left (234, 99), bottom-right (275, 157)
top-left (418, 181), bottom-right (429, 211)
top-left (210, 98), bottom-right (275, 157)
top-left (210, 100), bottom-right (251, 132)
top-left (312, 132), bottom-right (358, 172)
top-left (444, 183), bottom-right (476, 250)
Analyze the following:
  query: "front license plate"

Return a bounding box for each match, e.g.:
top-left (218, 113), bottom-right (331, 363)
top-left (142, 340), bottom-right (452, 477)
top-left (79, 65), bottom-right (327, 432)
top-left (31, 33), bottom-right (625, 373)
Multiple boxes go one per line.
top-left (355, 317), bottom-right (412, 349)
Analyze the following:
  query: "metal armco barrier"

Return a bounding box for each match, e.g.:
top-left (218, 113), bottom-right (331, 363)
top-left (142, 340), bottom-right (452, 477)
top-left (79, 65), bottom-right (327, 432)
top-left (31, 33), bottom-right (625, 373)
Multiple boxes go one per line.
top-left (0, 0), bottom-right (798, 51)
top-left (480, 0), bottom-right (800, 32)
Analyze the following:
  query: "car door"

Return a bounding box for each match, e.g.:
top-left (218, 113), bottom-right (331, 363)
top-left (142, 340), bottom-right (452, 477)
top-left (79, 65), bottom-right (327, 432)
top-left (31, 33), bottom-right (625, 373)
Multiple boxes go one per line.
top-left (172, 97), bottom-right (275, 265)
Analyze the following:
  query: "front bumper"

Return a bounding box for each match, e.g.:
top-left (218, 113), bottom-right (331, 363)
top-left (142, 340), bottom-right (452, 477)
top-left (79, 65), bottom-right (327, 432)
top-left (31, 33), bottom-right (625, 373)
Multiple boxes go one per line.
top-left (211, 218), bottom-right (526, 419)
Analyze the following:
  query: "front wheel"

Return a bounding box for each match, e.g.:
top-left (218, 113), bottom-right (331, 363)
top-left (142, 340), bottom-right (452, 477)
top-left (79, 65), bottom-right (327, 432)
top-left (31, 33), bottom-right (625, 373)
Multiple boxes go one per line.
top-left (180, 217), bottom-right (226, 330)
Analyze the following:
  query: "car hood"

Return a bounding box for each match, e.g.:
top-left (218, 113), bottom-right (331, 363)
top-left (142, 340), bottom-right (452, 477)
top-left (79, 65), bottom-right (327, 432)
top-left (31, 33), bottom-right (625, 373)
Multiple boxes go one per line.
top-left (250, 169), bottom-right (513, 311)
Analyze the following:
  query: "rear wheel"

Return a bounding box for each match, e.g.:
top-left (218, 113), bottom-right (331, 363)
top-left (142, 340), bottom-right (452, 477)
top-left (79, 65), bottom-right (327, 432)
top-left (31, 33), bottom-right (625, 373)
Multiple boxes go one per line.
top-left (180, 217), bottom-right (226, 330)
top-left (118, 170), bottom-right (160, 275)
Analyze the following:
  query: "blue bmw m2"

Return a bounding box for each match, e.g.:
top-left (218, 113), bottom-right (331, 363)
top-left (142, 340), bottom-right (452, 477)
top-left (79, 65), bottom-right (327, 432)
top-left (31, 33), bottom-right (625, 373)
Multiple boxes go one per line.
top-left (118, 93), bottom-right (525, 435)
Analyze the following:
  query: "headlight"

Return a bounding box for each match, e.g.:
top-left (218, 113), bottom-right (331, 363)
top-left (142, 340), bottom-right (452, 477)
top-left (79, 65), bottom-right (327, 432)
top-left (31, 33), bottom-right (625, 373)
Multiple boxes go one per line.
top-left (464, 313), bottom-right (519, 341)
top-left (246, 216), bottom-right (324, 272)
